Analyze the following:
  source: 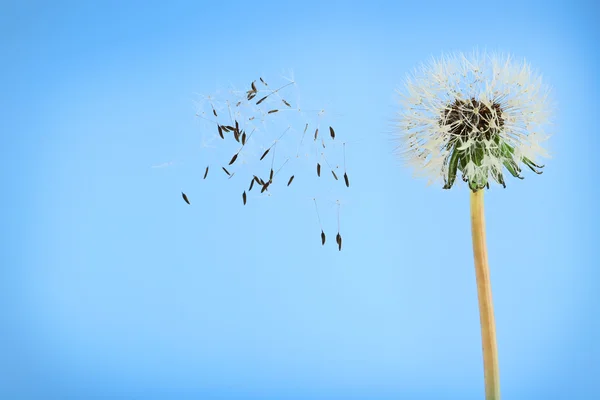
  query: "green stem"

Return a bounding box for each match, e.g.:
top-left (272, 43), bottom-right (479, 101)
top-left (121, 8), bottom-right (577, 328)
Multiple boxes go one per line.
top-left (470, 190), bottom-right (501, 400)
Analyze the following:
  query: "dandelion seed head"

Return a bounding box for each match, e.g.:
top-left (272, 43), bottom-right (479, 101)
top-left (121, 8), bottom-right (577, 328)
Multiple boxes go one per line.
top-left (395, 51), bottom-right (553, 191)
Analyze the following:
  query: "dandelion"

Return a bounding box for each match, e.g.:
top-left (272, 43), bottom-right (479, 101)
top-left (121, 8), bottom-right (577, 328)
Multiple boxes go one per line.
top-left (396, 51), bottom-right (551, 190)
top-left (395, 51), bottom-right (553, 400)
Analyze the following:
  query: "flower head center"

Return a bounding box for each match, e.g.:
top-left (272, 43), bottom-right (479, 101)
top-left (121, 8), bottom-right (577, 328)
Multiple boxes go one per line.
top-left (442, 97), bottom-right (504, 141)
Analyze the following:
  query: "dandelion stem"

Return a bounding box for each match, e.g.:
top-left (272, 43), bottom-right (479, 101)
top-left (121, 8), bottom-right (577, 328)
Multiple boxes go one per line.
top-left (470, 189), bottom-right (500, 400)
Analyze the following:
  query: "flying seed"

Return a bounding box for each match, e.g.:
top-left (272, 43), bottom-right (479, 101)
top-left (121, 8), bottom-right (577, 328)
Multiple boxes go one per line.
top-left (235, 120), bottom-right (239, 131)
top-left (222, 167), bottom-right (231, 176)
top-left (260, 77), bottom-right (267, 85)
top-left (344, 172), bottom-right (349, 187)
top-left (313, 199), bottom-right (324, 243)
top-left (243, 191), bottom-right (247, 205)
top-left (247, 92), bottom-right (256, 101)
top-left (217, 125), bottom-right (224, 139)
top-left (317, 163), bottom-right (321, 177)
top-left (234, 131), bottom-right (240, 142)
top-left (249, 178), bottom-right (255, 191)
top-left (287, 175), bottom-right (294, 186)
top-left (329, 126), bottom-right (335, 139)
top-left (260, 148), bottom-right (270, 161)
top-left (331, 170), bottom-right (338, 180)
top-left (261, 181), bottom-right (270, 193)
top-left (181, 192), bottom-right (190, 205)
top-left (258, 177), bottom-right (265, 185)
top-left (314, 128), bottom-right (319, 140)
top-left (212, 108), bottom-right (217, 117)
top-left (269, 168), bottom-right (274, 181)
top-left (282, 99), bottom-right (291, 107)
top-left (256, 96), bottom-right (268, 105)
top-left (336, 233), bottom-right (342, 251)
top-left (268, 109), bottom-right (278, 114)
top-left (242, 132), bottom-right (247, 145)
top-left (224, 125), bottom-right (235, 131)
top-left (251, 81), bottom-right (257, 92)
top-left (204, 166), bottom-right (209, 179)
top-left (229, 153), bottom-right (238, 165)
top-left (236, 101), bottom-right (241, 107)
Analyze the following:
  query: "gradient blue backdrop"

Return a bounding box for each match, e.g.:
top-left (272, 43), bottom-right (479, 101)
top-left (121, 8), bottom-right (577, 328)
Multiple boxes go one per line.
top-left (2, 0), bottom-right (598, 399)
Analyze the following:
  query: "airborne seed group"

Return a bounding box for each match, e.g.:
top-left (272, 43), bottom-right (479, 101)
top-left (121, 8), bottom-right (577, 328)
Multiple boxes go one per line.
top-left (180, 78), bottom-right (351, 249)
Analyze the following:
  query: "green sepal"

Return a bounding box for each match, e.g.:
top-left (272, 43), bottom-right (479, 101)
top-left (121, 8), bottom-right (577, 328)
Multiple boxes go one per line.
top-left (443, 143), bottom-right (461, 189)
top-left (468, 142), bottom-right (488, 190)
top-left (523, 157), bottom-right (544, 174)
top-left (498, 172), bottom-right (507, 188)
top-left (503, 159), bottom-right (524, 179)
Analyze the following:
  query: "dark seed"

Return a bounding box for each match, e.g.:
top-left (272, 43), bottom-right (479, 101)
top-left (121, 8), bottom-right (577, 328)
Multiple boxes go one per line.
top-left (260, 77), bottom-right (267, 85)
top-left (218, 125), bottom-right (224, 139)
top-left (234, 131), bottom-right (240, 142)
top-left (229, 153), bottom-right (238, 165)
top-left (253, 175), bottom-right (261, 184)
top-left (212, 108), bottom-right (217, 117)
top-left (261, 181), bottom-right (270, 193)
top-left (344, 172), bottom-right (349, 187)
top-left (222, 167), bottom-right (230, 176)
top-left (251, 81), bottom-right (257, 92)
top-left (314, 128), bottom-right (319, 140)
top-left (268, 109), bottom-right (278, 114)
top-left (329, 126), bottom-right (335, 139)
top-left (269, 168), bottom-right (274, 181)
top-left (236, 101), bottom-right (241, 107)
top-left (287, 175), bottom-right (294, 186)
top-left (317, 163), bottom-right (321, 177)
top-left (243, 191), bottom-right (247, 205)
top-left (282, 99), bottom-right (291, 107)
top-left (249, 178), bottom-right (255, 191)
top-left (181, 192), bottom-right (190, 204)
top-left (331, 170), bottom-right (338, 180)
top-left (241, 132), bottom-right (246, 145)
top-left (256, 96), bottom-right (268, 105)
top-left (258, 177), bottom-right (265, 185)
top-left (247, 92), bottom-right (256, 101)
top-left (204, 166), bottom-right (209, 179)
top-left (235, 120), bottom-right (239, 131)
top-left (224, 125), bottom-right (235, 131)
top-left (260, 148), bottom-right (270, 160)
top-left (336, 233), bottom-right (342, 251)
top-left (321, 230), bottom-right (326, 245)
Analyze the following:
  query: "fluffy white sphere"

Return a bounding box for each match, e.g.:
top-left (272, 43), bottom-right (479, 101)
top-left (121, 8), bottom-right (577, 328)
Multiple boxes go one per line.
top-left (395, 51), bottom-right (553, 190)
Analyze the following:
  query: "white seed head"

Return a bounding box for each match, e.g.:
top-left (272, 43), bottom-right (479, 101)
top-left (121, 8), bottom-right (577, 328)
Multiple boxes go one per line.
top-left (395, 50), bottom-right (553, 190)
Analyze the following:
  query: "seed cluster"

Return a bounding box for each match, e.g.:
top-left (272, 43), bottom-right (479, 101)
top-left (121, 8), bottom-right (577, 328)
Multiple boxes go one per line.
top-left (180, 77), bottom-right (351, 250)
top-left (442, 98), bottom-right (505, 142)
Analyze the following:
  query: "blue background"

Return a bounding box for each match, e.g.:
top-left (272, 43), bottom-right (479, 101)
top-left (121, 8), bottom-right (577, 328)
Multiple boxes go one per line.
top-left (1, 0), bottom-right (598, 399)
